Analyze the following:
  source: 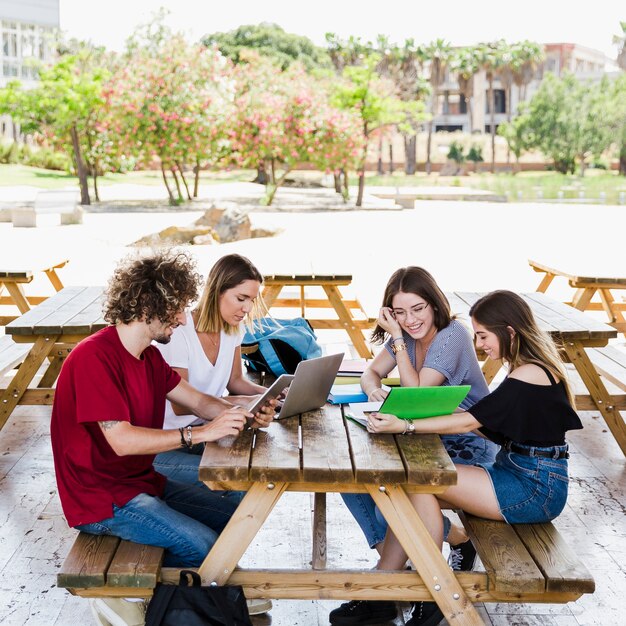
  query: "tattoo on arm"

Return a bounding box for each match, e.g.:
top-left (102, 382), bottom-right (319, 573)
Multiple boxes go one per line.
top-left (99, 420), bottom-right (122, 431)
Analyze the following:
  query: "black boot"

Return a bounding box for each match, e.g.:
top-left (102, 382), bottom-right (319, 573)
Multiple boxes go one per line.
top-left (329, 599), bottom-right (397, 625)
top-left (406, 601), bottom-right (444, 626)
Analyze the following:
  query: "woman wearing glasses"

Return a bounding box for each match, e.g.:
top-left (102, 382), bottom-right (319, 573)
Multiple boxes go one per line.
top-left (331, 266), bottom-right (497, 626)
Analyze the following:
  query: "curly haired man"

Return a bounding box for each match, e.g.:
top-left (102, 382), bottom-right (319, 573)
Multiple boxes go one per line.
top-left (51, 250), bottom-right (273, 623)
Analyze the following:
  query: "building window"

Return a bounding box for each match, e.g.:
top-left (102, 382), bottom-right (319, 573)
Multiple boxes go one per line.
top-left (485, 89), bottom-right (506, 114)
top-left (3, 31), bottom-right (18, 57)
top-left (436, 125), bottom-right (463, 132)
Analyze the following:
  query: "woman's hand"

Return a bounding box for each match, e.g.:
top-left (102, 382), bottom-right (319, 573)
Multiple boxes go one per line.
top-left (367, 387), bottom-right (389, 402)
top-left (377, 307), bottom-right (402, 337)
top-left (250, 398), bottom-right (277, 429)
top-left (366, 412), bottom-right (405, 434)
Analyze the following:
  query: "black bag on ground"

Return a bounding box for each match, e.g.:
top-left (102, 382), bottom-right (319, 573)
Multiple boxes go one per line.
top-left (145, 570), bottom-right (252, 626)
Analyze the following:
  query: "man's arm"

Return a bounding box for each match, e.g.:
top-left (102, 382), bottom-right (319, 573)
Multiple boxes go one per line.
top-left (166, 377), bottom-right (234, 420)
top-left (98, 406), bottom-right (250, 456)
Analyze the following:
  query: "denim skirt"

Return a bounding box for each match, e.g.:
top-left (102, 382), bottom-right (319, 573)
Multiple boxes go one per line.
top-left (478, 445), bottom-right (569, 524)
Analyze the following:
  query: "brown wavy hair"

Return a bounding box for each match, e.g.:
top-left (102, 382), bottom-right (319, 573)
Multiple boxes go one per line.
top-left (195, 254), bottom-right (266, 334)
top-left (469, 290), bottom-right (574, 406)
top-left (371, 266), bottom-right (452, 344)
top-left (103, 250), bottom-right (201, 325)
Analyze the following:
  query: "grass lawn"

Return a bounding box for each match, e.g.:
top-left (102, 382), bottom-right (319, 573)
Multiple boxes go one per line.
top-left (357, 169), bottom-right (626, 204)
top-left (0, 164), bottom-right (257, 189)
top-left (2, 164), bottom-right (625, 205)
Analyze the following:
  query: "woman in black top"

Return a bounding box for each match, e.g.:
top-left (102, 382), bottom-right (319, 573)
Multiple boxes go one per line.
top-left (368, 291), bottom-right (582, 619)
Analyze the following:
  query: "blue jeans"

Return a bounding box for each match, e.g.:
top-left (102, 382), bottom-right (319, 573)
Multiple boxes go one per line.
top-left (76, 479), bottom-right (238, 567)
top-left (342, 433), bottom-right (498, 548)
top-left (154, 445), bottom-right (245, 504)
top-left (480, 445), bottom-right (569, 523)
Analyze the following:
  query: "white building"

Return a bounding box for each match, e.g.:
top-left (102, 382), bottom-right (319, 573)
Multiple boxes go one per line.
top-left (0, 0), bottom-right (59, 138)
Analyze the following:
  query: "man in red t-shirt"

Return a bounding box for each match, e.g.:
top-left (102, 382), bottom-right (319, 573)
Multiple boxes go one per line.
top-left (51, 251), bottom-right (274, 577)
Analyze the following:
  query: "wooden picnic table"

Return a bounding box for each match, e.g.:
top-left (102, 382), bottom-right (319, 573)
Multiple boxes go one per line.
top-left (0, 286), bottom-right (105, 431)
top-left (262, 273), bottom-right (374, 359)
top-left (0, 259), bottom-right (68, 325)
top-left (446, 291), bottom-right (626, 456)
top-left (189, 406), bottom-right (490, 624)
top-left (528, 259), bottom-right (626, 336)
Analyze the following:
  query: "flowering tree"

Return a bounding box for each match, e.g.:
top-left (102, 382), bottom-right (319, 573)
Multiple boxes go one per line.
top-left (103, 35), bottom-right (234, 203)
top-left (225, 53), bottom-right (361, 205)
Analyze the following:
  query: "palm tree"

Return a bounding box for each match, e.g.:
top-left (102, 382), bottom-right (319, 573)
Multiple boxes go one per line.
top-left (477, 41), bottom-right (505, 173)
top-left (425, 39), bottom-right (452, 174)
top-left (376, 38), bottom-right (429, 174)
top-left (614, 21), bottom-right (626, 70)
top-left (512, 41), bottom-right (544, 104)
top-left (452, 47), bottom-right (480, 134)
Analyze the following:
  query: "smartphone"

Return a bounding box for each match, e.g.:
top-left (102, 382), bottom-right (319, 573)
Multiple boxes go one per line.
top-left (246, 374), bottom-right (295, 415)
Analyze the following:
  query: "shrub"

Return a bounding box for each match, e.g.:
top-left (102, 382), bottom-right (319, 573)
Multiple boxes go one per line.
top-left (447, 141), bottom-right (465, 164)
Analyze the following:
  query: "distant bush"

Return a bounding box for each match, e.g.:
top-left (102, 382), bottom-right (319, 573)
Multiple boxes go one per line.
top-left (447, 141), bottom-right (466, 164)
top-left (0, 141), bottom-right (71, 171)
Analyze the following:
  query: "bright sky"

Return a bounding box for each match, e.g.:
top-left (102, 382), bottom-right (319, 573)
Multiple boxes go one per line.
top-left (59, 0), bottom-right (624, 60)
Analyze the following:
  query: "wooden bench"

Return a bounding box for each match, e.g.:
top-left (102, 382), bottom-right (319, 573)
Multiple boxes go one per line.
top-left (12, 190), bottom-right (83, 227)
top-left (57, 533), bottom-right (164, 598)
top-left (586, 345), bottom-right (626, 398)
top-left (461, 513), bottom-right (595, 602)
top-left (529, 259), bottom-right (626, 336)
top-left (0, 335), bottom-right (30, 378)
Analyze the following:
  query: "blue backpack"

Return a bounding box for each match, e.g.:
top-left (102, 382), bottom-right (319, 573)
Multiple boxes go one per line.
top-left (242, 317), bottom-right (322, 377)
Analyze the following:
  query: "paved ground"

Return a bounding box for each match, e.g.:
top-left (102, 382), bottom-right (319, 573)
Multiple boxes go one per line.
top-left (1, 181), bottom-right (624, 337)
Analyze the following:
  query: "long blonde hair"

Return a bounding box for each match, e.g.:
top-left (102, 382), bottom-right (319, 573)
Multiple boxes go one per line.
top-left (195, 254), bottom-right (266, 334)
top-left (469, 290), bottom-right (575, 407)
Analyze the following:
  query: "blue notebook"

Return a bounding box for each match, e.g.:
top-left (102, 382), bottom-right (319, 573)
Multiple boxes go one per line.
top-left (328, 384), bottom-right (368, 404)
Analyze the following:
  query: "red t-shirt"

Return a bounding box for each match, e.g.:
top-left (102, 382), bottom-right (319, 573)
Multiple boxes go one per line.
top-left (50, 326), bottom-right (181, 527)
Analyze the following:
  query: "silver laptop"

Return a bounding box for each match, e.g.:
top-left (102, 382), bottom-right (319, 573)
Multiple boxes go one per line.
top-left (274, 353), bottom-right (344, 419)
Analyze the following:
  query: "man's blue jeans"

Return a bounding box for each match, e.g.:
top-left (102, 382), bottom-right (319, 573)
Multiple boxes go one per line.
top-left (154, 446), bottom-right (245, 503)
top-left (342, 434), bottom-right (498, 548)
top-left (76, 479), bottom-right (238, 567)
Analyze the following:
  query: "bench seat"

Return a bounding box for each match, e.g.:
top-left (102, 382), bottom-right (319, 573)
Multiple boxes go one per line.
top-left (57, 533), bottom-right (164, 598)
top-left (58, 517), bottom-right (594, 607)
top-left (586, 345), bottom-right (626, 392)
top-left (0, 335), bottom-right (30, 377)
top-left (12, 190), bottom-right (83, 227)
top-left (460, 513), bottom-right (595, 602)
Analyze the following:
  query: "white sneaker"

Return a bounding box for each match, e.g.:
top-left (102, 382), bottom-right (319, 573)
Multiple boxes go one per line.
top-left (88, 598), bottom-right (147, 626)
top-left (246, 598), bottom-right (272, 615)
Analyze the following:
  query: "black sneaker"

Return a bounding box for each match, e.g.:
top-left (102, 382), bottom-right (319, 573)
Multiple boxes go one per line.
top-left (406, 601), bottom-right (444, 626)
top-left (328, 599), bottom-right (397, 625)
top-left (447, 539), bottom-right (477, 572)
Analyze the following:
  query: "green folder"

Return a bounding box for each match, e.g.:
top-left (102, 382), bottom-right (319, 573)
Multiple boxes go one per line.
top-left (378, 385), bottom-right (471, 419)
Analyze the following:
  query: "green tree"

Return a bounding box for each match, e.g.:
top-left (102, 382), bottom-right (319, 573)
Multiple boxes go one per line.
top-left (203, 23), bottom-right (329, 71)
top-left (0, 52), bottom-right (109, 204)
top-left (332, 54), bottom-right (415, 206)
top-left (613, 21), bottom-right (626, 71)
top-left (515, 73), bottom-right (613, 175)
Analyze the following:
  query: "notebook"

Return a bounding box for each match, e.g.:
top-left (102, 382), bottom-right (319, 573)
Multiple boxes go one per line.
top-left (328, 383), bottom-right (391, 405)
top-left (346, 385), bottom-right (471, 423)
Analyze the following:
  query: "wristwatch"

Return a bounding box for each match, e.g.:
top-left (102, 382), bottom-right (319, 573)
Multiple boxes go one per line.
top-left (403, 420), bottom-right (415, 434)
top-left (391, 341), bottom-right (407, 355)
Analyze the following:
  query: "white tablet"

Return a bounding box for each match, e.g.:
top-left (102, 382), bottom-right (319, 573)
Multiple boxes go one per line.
top-left (246, 374), bottom-right (295, 415)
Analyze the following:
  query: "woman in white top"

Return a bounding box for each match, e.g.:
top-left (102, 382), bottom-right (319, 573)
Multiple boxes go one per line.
top-left (154, 254), bottom-right (274, 488)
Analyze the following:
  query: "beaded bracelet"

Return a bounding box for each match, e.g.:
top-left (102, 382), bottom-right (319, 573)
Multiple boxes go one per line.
top-left (185, 425), bottom-right (193, 448)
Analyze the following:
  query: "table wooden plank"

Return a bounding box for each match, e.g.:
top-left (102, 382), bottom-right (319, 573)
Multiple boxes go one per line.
top-left (5, 286), bottom-right (86, 335)
top-left (106, 540), bottom-right (164, 588)
top-left (60, 290), bottom-right (106, 335)
top-left (396, 433), bottom-right (457, 487)
top-left (301, 405), bottom-right (354, 483)
top-left (250, 418), bottom-right (301, 482)
top-left (343, 413), bottom-right (407, 484)
top-left (529, 259), bottom-right (626, 287)
top-left (199, 430), bottom-right (254, 483)
top-left (524, 292), bottom-right (616, 339)
top-left (57, 533), bottom-right (120, 589)
top-left (29, 286), bottom-right (104, 335)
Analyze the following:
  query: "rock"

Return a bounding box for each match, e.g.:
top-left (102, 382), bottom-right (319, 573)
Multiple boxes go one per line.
top-left (132, 225), bottom-right (218, 246)
top-left (193, 233), bottom-right (218, 245)
top-left (194, 205), bottom-right (256, 243)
